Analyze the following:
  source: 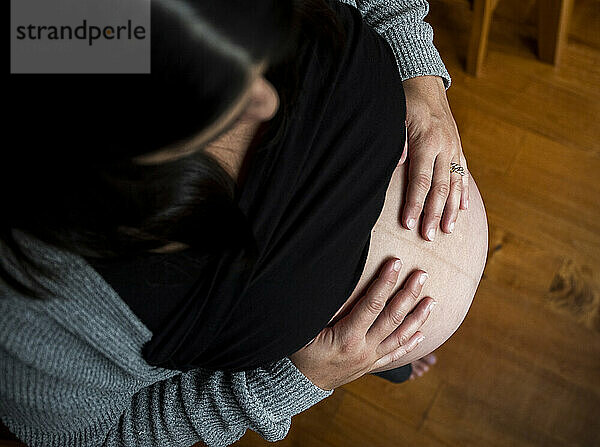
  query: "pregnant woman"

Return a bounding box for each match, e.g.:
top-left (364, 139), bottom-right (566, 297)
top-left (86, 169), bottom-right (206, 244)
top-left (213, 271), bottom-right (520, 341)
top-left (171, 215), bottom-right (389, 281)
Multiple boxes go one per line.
top-left (0, 0), bottom-right (487, 446)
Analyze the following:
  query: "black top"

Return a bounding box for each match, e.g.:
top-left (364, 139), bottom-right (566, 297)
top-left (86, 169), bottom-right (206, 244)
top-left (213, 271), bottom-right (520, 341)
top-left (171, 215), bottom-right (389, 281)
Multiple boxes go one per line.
top-left (87, 0), bottom-right (406, 373)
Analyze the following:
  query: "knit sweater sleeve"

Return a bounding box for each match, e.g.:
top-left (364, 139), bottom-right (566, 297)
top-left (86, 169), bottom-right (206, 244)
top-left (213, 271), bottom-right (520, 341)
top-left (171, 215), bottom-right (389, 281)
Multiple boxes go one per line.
top-left (102, 358), bottom-right (332, 447)
top-left (0, 290), bottom-right (331, 447)
top-left (337, 0), bottom-right (452, 90)
top-left (0, 230), bottom-right (333, 447)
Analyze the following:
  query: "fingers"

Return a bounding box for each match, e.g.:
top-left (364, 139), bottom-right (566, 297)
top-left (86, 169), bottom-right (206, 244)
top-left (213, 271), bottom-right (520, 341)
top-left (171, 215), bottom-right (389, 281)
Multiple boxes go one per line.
top-left (441, 155), bottom-right (463, 234)
top-left (343, 258), bottom-right (403, 337)
top-left (366, 269), bottom-right (428, 344)
top-left (372, 331), bottom-right (425, 370)
top-left (376, 293), bottom-right (435, 364)
top-left (421, 155), bottom-right (451, 241)
top-left (459, 151), bottom-right (470, 210)
top-left (377, 271), bottom-right (436, 355)
top-left (402, 153), bottom-right (434, 232)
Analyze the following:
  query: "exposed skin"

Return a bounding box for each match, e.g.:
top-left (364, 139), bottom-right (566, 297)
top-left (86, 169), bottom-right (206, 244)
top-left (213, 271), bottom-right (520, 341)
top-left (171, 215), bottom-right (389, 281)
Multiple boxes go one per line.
top-left (135, 67), bottom-right (486, 382)
top-left (289, 157), bottom-right (487, 388)
top-left (326, 161), bottom-right (488, 371)
top-left (401, 75), bottom-right (470, 243)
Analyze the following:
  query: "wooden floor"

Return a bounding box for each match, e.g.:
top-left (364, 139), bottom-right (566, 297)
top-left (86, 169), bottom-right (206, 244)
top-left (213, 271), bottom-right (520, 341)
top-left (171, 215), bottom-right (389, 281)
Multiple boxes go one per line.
top-left (234, 0), bottom-right (600, 446)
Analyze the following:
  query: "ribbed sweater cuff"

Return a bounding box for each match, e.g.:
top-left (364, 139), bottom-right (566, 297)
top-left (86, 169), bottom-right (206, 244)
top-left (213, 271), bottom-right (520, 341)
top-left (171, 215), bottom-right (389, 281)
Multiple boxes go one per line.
top-left (381, 25), bottom-right (452, 90)
top-left (255, 357), bottom-right (333, 421)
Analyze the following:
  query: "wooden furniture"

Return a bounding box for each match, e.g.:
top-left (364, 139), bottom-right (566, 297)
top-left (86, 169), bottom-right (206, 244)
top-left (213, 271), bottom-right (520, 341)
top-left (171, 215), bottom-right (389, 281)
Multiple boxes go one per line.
top-left (467, 0), bottom-right (575, 76)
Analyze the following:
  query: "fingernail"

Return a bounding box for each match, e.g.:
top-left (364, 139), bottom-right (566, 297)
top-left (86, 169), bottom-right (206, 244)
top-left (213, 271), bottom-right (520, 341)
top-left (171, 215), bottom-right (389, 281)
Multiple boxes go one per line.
top-left (449, 221), bottom-right (455, 233)
top-left (466, 199), bottom-right (469, 210)
top-left (393, 259), bottom-right (402, 272)
top-left (407, 218), bottom-right (416, 230)
top-left (419, 272), bottom-right (428, 285)
top-left (428, 300), bottom-right (437, 311)
top-left (426, 228), bottom-right (435, 241)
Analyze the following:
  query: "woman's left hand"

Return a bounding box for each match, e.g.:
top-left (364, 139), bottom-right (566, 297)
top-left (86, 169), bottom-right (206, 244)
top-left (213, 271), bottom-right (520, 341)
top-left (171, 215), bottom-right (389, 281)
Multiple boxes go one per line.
top-left (398, 75), bottom-right (469, 242)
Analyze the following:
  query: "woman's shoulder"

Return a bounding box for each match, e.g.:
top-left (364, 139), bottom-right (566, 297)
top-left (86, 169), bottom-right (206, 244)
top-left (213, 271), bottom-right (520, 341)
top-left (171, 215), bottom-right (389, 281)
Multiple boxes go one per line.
top-left (0, 229), bottom-right (162, 375)
top-left (0, 230), bottom-right (180, 444)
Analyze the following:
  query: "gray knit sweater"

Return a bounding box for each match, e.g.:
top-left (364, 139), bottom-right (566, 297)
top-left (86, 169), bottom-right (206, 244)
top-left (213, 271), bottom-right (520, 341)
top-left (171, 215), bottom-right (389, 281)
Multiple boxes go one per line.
top-left (1, 2), bottom-right (450, 446)
top-left (343, 0), bottom-right (451, 89)
top-left (1, 230), bottom-right (333, 447)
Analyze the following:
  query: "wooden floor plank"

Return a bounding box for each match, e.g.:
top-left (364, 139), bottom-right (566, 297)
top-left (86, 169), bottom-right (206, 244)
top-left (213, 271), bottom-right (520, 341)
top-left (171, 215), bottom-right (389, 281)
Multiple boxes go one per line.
top-left (341, 372), bottom-right (442, 429)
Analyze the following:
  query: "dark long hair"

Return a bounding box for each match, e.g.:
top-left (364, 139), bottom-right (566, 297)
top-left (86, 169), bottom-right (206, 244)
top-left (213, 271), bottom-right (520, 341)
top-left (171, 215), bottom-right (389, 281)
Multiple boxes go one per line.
top-left (2, 0), bottom-right (346, 299)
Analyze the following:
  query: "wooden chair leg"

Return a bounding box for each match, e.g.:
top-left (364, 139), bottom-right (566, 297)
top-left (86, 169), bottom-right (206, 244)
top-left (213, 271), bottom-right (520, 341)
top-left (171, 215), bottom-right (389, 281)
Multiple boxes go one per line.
top-left (467, 0), bottom-right (497, 77)
top-left (538, 0), bottom-right (574, 65)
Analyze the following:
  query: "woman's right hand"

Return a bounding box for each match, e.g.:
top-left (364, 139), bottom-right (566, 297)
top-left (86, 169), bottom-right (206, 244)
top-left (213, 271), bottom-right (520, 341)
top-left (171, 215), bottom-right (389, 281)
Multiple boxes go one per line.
top-left (289, 258), bottom-right (435, 391)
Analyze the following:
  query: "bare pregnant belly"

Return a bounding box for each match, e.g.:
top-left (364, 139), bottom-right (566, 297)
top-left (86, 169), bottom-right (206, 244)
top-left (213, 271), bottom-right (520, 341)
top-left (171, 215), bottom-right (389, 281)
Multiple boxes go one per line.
top-left (328, 162), bottom-right (489, 365)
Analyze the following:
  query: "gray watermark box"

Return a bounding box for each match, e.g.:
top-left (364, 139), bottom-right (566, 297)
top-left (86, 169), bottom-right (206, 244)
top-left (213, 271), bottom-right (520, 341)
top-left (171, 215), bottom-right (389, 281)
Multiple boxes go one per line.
top-left (11, 0), bottom-right (150, 73)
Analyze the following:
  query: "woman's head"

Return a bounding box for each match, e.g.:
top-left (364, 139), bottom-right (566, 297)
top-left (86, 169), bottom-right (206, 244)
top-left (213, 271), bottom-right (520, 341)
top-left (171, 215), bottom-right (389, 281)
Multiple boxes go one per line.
top-left (37, 0), bottom-right (295, 163)
top-left (2, 0), bottom-right (347, 298)
top-left (5, 0), bottom-right (298, 239)
top-left (135, 59), bottom-right (280, 166)
top-left (120, 0), bottom-right (291, 161)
